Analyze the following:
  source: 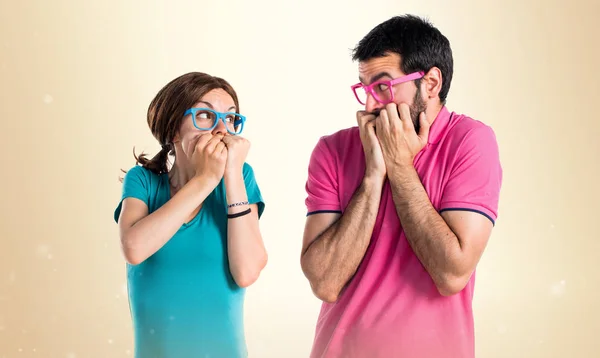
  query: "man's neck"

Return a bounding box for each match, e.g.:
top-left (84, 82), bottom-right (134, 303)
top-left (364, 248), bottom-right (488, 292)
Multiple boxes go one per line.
top-left (425, 102), bottom-right (444, 127)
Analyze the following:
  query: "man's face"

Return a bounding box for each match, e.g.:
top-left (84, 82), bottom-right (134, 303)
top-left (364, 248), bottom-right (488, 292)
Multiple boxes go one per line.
top-left (357, 53), bottom-right (426, 131)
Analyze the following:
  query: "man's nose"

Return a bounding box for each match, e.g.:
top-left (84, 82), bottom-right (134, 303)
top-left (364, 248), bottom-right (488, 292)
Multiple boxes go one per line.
top-left (365, 93), bottom-right (384, 114)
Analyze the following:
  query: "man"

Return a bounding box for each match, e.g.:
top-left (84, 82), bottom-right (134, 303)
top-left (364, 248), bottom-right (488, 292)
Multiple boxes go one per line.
top-left (300, 15), bottom-right (502, 358)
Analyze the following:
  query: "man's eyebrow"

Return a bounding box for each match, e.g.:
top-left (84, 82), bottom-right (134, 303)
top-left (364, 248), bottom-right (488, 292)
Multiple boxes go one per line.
top-left (227, 106), bottom-right (236, 112)
top-left (358, 72), bottom-right (394, 85)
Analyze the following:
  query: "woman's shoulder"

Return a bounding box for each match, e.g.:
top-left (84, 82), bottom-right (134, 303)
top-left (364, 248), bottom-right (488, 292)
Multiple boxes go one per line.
top-left (122, 165), bottom-right (164, 188)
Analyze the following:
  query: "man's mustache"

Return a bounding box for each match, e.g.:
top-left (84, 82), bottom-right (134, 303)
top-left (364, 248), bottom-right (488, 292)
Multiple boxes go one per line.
top-left (369, 109), bottom-right (382, 117)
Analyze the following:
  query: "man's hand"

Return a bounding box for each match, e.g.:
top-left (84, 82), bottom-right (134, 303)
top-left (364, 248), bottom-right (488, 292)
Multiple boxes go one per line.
top-left (356, 110), bottom-right (386, 183)
top-left (375, 103), bottom-right (431, 169)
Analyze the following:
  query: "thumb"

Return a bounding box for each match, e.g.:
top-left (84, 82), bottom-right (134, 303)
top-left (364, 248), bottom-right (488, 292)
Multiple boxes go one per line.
top-left (418, 112), bottom-right (430, 142)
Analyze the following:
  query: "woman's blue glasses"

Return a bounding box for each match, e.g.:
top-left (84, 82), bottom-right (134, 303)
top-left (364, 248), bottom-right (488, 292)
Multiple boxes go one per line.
top-left (184, 108), bottom-right (246, 135)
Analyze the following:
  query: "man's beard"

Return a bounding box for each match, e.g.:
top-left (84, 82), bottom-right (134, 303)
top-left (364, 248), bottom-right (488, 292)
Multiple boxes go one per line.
top-left (410, 86), bottom-right (427, 133)
top-left (371, 87), bottom-right (427, 132)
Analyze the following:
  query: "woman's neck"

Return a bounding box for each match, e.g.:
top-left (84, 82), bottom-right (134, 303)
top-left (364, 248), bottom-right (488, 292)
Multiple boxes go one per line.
top-left (168, 160), bottom-right (195, 194)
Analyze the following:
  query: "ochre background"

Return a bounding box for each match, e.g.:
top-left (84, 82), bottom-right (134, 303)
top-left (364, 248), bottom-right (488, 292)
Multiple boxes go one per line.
top-left (1, 0), bottom-right (598, 357)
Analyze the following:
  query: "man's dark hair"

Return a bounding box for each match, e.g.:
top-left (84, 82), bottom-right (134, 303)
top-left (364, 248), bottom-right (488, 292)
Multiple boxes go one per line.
top-left (352, 15), bottom-right (454, 104)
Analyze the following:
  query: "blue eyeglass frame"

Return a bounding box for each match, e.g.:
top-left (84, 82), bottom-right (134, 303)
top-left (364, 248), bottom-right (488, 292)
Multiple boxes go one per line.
top-left (183, 107), bottom-right (246, 135)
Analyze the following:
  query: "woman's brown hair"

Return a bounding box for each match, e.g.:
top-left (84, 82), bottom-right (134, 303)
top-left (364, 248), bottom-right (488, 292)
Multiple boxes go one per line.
top-left (122, 72), bottom-right (240, 179)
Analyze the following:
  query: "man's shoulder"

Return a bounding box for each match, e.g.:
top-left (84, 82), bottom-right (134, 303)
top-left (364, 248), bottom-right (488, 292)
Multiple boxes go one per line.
top-left (315, 126), bottom-right (361, 152)
top-left (445, 111), bottom-right (497, 145)
top-left (308, 127), bottom-right (363, 176)
top-left (449, 111), bottom-right (491, 131)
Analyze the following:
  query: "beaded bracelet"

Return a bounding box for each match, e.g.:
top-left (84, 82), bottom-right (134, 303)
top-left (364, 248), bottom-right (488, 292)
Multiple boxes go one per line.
top-left (227, 201), bottom-right (249, 209)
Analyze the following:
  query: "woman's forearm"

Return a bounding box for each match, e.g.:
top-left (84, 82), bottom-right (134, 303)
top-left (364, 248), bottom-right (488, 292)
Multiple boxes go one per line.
top-left (224, 170), bottom-right (267, 287)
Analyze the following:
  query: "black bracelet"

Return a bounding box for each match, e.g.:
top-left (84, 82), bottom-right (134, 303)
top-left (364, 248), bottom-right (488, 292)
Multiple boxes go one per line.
top-left (227, 208), bottom-right (251, 219)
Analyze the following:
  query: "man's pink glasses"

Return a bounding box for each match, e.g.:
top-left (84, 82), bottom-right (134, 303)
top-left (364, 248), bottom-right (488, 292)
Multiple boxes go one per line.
top-left (351, 71), bottom-right (425, 105)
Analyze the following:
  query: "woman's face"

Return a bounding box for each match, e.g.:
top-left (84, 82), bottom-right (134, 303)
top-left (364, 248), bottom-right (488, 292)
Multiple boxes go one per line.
top-left (175, 88), bottom-right (237, 159)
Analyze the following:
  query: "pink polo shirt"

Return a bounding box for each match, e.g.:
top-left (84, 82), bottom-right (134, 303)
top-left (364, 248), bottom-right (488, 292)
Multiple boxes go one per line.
top-left (304, 106), bottom-right (502, 358)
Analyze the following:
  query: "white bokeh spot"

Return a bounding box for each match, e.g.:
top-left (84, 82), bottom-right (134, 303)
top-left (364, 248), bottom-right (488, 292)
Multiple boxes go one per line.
top-left (35, 245), bottom-right (54, 260)
top-left (36, 245), bottom-right (50, 257)
top-left (550, 279), bottom-right (567, 296)
top-left (43, 94), bottom-right (54, 104)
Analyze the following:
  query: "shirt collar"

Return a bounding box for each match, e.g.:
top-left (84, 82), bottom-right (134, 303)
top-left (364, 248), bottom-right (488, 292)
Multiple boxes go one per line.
top-left (427, 106), bottom-right (452, 145)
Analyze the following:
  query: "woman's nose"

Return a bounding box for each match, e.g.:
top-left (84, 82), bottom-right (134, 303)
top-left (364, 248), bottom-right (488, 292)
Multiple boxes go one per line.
top-left (212, 118), bottom-right (227, 135)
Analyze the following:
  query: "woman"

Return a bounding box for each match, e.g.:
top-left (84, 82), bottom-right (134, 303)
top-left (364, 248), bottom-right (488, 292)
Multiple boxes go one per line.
top-left (114, 72), bottom-right (267, 358)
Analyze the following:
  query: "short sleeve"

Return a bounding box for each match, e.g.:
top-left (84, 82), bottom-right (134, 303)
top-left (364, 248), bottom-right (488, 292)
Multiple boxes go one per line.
top-left (439, 125), bottom-right (503, 225)
top-left (305, 136), bottom-right (341, 215)
top-left (243, 162), bottom-right (265, 218)
top-left (114, 165), bottom-right (151, 223)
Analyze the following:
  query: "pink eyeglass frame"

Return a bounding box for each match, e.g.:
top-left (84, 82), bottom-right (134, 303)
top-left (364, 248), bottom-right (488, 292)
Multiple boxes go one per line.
top-left (351, 71), bottom-right (425, 105)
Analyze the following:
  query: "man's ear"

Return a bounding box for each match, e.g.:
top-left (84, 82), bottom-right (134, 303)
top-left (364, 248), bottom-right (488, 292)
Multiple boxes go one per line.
top-left (423, 67), bottom-right (442, 100)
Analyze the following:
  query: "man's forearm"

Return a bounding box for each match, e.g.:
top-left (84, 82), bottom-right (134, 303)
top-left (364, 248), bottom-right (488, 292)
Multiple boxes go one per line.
top-left (302, 177), bottom-right (383, 302)
top-left (388, 165), bottom-right (464, 294)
